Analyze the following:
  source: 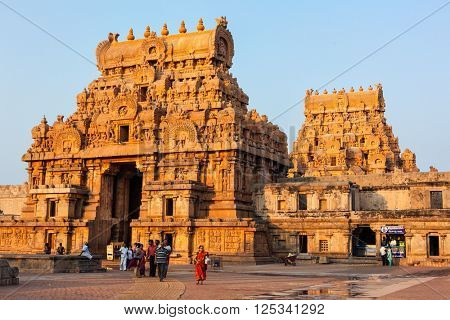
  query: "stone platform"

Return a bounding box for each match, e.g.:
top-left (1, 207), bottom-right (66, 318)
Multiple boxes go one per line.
top-left (0, 254), bottom-right (105, 273)
top-left (0, 259), bottom-right (19, 286)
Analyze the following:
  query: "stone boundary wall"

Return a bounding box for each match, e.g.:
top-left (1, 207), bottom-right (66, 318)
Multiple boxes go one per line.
top-left (278, 171), bottom-right (450, 187)
top-left (0, 184), bottom-right (28, 216)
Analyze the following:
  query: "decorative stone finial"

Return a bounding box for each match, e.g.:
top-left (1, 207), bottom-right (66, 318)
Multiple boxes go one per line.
top-left (127, 28), bottom-right (135, 41)
top-left (215, 16), bottom-right (228, 28)
top-left (359, 86), bottom-right (364, 91)
top-left (368, 85), bottom-right (373, 91)
top-left (332, 88), bottom-right (337, 94)
top-left (376, 83), bottom-right (383, 90)
top-left (144, 26), bottom-right (151, 38)
top-left (350, 86), bottom-right (355, 92)
top-left (306, 89), bottom-right (311, 96)
top-left (314, 90), bottom-right (319, 95)
top-left (108, 33), bottom-right (120, 43)
top-left (179, 20), bottom-right (187, 33)
top-left (161, 23), bottom-right (169, 36)
top-left (323, 89), bottom-right (328, 94)
top-left (197, 18), bottom-right (205, 31)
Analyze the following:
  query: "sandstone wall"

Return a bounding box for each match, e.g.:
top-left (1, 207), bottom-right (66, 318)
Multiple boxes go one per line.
top-left (275, 172), bottom-right (449, 211)
top-left (0, 184), bottom-right (27, 216)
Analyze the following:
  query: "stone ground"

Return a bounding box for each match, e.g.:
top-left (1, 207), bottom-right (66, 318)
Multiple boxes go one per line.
top-left (0, 263), bottom-right (449, 300)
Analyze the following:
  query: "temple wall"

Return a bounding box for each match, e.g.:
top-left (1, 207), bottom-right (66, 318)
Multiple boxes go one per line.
top-left (131, 220), bottom-right (270, 264)
top-left (266, 211), bottom-right (450, 266)
top-left (274, 172), bottom-right (449, 211)
top-left (359, 190), bottom-right (411, 210)
top-left (0, 184), bottom-right (27, 216)
top-left (0, 224), bottom-right (88, 254)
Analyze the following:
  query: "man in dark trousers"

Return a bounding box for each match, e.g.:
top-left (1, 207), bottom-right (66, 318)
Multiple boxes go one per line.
top-left (146, 239), bottom-right (157, 277)
top-left (155, 241), bottom-right (169, 282)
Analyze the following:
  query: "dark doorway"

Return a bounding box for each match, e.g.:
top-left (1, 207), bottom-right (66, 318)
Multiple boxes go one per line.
top-left (165, 233), bottom-right (173, 248)
top-left (299, 235), bottom-right (308, 253)
top-left (352, 226), bottom-right (376, 257)
top-left (47, 233), bottom-right (55, 250)
top-left (429, 235), bottom-right (439, 256)
top-left (109, 163), bottom-right (143, 245)
top-left (129, 173), bottom-right (143, 220)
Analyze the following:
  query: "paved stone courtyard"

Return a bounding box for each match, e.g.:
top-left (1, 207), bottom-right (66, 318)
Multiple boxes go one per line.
top-left (0, 263), bottom-right (449, 300)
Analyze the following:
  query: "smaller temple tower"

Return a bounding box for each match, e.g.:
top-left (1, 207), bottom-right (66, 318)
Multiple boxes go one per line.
top-left (290, 85), bottom-right (418, 177)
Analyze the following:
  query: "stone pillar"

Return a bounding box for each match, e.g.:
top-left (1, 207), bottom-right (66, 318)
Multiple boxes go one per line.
top-left (440, 234), bottom-right (446, 257)
top-left (405, 233), bottom-right (413, 257)
top-left (375, 229), bottom-right (381, 258)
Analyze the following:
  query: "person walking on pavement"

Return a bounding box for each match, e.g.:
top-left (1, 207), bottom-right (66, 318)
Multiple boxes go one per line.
top-left (119, 242), bottom-right (128, 271)
top-left (146, 240), bottom-right (157, 277)
top-left (163, 238), bottom-right (172, 278)
top-left (194, 245), bottom-right (209, 285)
top-left (380, 245), bottom-right (387, 266)
top-left (386, 245), bottom-right (393, 266)
top-left (126, 244), bottom-right (133, 270)
top-left (155, 243), bottom-right (169, 282)
top-left (133, 244), bottom-right (145, 278)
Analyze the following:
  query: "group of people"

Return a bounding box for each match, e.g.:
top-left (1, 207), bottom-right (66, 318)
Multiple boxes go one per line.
top-left (119, 242), bottom-right (209, 284)
top-left (43, 242), bottom-right (92, 259)
top-left (43, 239), bottom-right (210, 284)
top-left (43, 242), bottom-right (67, 255)
top-left (380, 237), bottom-right (403, 266)
top-left (119, 239), bottom-right (172, 281)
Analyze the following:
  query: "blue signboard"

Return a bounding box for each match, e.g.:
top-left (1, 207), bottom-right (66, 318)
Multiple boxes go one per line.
top-left (380, 226), bottom-right (405, 234)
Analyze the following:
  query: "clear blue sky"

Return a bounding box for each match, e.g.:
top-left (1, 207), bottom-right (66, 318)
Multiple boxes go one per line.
top-left (0, 0), bottom-right (449, 184)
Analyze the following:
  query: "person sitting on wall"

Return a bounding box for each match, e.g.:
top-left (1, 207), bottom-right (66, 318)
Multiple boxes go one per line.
top-left (56, 243), bottom-right (65, 255)
top-left (80, 242), bottom-right (93, 260)
top-left (44, 243), bottom-right (51, 254)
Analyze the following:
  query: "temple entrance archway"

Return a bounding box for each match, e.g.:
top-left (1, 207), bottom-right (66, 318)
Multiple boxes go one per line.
top-left (97, 162), bottom-right (143, 247)
top-left (112, 162), bottom-right (142, 245)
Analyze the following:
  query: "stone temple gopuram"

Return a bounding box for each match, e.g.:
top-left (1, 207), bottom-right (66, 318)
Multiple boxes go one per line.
top-left (0, 17), bottom-right (448, 266)
top-left (0, 18), bottom-right (288, 263)
top-left (290, 85), bottom-right (418, 177)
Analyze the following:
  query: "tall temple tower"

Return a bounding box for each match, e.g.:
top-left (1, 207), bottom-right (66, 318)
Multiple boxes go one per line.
top-left (290, 85), bottom-right (419, 177)
top-left (17, 18), bottom-right (289, 261)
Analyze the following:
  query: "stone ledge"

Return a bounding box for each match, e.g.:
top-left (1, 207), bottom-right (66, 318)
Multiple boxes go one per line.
top-left (0, 254), bottom-right (104, 273)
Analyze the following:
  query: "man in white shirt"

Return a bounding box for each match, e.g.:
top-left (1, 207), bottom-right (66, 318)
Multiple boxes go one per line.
top-left (380, 245), bottom-right (387, 266)
top-left (80, 242), bottom-right (93, 260)
top-left (163, 239), bottom-right (172, 278)
top-left (119, 242), bottom-right (128, 271)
